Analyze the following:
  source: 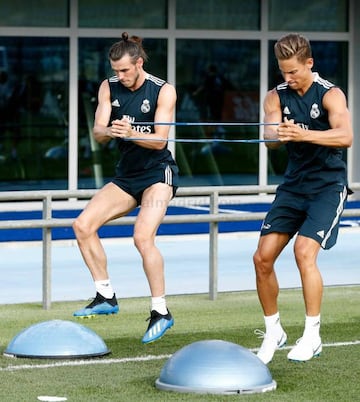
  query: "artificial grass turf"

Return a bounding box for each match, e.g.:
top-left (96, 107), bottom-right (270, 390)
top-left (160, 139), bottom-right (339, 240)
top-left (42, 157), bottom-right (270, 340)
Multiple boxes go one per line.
top-left (0, 286), bottom-right (358, 401)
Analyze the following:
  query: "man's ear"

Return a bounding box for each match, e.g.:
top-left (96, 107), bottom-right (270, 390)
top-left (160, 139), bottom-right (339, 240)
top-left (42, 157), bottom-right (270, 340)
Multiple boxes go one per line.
top-left (306, 57), bottom-right (314, 69)
top-left (136, 57), bottom-right (144, 69)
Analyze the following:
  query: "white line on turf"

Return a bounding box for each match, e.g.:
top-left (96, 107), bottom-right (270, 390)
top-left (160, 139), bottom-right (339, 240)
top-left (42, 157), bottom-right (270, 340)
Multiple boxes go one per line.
top-left (1, 340), bottom-right (359, 372)
top-left (0, 354), bottom-right (172, 371)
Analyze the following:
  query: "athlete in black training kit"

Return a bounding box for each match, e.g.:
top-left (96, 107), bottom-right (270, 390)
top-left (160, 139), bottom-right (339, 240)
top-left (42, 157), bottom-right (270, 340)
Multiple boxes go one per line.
top-left (253, 33), bottom-right (353, 364)
top-left (72, 32), bottom-right (178, 344)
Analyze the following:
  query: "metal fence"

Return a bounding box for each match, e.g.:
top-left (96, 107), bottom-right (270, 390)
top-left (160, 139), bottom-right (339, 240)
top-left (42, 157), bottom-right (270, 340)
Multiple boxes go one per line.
top-left (1, 184), bottom-right (359, 309)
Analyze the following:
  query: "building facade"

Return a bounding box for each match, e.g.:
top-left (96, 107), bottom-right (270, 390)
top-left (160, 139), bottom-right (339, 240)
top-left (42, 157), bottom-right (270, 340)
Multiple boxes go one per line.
top-left (0, 0), bottom-right (358, 191)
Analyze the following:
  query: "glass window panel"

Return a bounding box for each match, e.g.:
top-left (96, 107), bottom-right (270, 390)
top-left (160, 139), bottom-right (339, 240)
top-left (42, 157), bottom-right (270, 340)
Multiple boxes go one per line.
top-left (176, 0), bottom-right (260, 30)
top-left (267, 40), bottom-right (348, 183)
top-left (78, 0), bottom-right (167, 28)
top-left (269, 0), bottom-right (348, 32)
top-left (0, 37), bottom-right (69, 190)
top-left (176, 39), bottom-right (260, 186)
top-left (0, 0), bottom-right (69, 27)
top-left (78, 37), bottom-right (167, 189)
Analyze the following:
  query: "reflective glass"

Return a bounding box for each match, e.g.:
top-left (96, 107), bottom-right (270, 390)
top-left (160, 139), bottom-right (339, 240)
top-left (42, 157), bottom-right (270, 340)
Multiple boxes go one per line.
top-left (176, 39), bottom-right (260, 186)
top-left (78, 0), bottom-right (167, 28)
top-left (267, 40), bottom-right (349, 183)
top-left (78, 37), bottom-right (167, 188)
top-left (0, 37), bottom-right (69, 190)
top-left (0, 0), bottom-right (69, 27)
top-left (269, 0), bottom-right (348, 32)
top-left (176, 0), bottom-right (260, 30)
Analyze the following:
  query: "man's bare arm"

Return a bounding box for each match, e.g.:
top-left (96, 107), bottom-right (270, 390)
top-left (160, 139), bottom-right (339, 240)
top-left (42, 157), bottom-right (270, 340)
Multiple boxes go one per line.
top-left (263, 89), bottom-right (282, 149)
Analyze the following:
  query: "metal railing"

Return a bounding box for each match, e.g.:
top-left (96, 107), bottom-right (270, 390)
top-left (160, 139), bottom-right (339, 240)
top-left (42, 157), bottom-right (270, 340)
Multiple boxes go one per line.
top-left (1, 184), bottom-right (359, 309)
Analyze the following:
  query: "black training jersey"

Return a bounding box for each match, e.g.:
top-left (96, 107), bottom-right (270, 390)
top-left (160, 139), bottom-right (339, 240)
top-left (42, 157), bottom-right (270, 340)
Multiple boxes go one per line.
top-left (108, 73), bottom-right (175, 175)
top-left (276, 72), bottom-right (348, 194)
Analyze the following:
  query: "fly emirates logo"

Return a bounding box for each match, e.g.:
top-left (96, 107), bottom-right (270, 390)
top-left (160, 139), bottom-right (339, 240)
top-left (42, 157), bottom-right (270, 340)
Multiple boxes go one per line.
top-left (123, 115), bottom-right (152, 134)
top-left (296, 122), bottom-right (308, 130)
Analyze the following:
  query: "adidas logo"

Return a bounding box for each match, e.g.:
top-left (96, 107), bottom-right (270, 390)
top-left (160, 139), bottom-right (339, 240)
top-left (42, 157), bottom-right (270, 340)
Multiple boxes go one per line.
top-left (317, 230), bottom-right (325, 239)
top-left (283, 106), bottom-right (290, 115)
top-left (111, 99), bottom-right (120, 107)
top-left (148, 322), bottom-right (162, 338)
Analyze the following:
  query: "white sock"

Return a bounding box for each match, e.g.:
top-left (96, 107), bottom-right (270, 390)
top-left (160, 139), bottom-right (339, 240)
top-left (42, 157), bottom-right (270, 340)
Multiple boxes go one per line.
top-left (95, 280), bottom-right (114, 299)
top-left (303, 314), bottom-right (321, 338)
top-left (151, 295), bottom-right (168, 315)
top-left (264, 312), bottom-right (282, 335)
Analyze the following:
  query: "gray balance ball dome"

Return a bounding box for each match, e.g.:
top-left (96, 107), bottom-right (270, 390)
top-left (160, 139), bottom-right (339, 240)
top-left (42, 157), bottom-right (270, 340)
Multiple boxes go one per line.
top-left (4, 319), bottom-right (110, 359)
top-left (156, 339), bottom-right (276, 395)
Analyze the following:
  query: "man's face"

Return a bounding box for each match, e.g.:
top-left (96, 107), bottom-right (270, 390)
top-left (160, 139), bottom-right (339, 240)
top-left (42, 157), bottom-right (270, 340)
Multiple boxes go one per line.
top-left (278, 56), bottom-right (314, 91)
top-left (110, 54), bottom-right (143, 90)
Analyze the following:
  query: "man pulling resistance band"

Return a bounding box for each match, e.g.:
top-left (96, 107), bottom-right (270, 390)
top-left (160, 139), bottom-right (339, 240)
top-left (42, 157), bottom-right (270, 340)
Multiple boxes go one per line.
top-left (72, 32), bottom-right (178, 344)
top-left (253, 33), bottom-right (353, 363)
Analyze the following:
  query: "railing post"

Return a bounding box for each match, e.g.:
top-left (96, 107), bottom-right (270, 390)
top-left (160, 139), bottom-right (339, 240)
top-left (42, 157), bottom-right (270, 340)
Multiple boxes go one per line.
top-left (42, 194), bottom-right (52, 310)
top-left (209, 190), bottom-right (219, 300)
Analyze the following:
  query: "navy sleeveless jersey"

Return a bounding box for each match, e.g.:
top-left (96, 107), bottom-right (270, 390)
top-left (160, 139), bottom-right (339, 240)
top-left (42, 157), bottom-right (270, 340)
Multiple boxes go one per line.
top-left (108, 73), bottom-right (175, 175)
top-left (276, 73), bottom-right (348, 194)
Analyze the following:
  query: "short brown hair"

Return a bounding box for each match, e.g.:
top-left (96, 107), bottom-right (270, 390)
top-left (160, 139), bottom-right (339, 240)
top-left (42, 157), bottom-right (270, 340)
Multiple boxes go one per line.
top-left (274, 33), bottom-right (312, 63)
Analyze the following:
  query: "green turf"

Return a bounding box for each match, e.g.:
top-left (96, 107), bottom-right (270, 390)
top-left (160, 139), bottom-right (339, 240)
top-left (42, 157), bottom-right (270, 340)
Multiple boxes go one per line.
top-left (0, 286), bottom-right (359, 401)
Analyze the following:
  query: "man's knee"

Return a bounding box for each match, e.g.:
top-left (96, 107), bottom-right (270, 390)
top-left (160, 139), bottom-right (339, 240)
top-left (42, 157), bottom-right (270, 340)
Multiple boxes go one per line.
top-left (73, 216), bottom-right (92, 239)
top-left (134, 229), bottom-right (157, 254)
top-left (294, 236), bottom-right (320, 266)
top-left (253, 249), bottom-right (274, 276)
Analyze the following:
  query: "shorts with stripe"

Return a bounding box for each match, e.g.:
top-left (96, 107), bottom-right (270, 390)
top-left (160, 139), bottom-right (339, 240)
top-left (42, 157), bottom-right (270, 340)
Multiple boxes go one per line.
top-left (112, 162), bottom-right (179, 206)
top-left (260, 186), bottom-right (348, 249)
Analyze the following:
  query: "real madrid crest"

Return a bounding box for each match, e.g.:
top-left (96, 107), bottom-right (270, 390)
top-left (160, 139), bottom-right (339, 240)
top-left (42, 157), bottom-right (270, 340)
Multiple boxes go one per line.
top-left (310, 103), bottom-right (320, 119)
top-left (141, 99), bottom-right (151, 113)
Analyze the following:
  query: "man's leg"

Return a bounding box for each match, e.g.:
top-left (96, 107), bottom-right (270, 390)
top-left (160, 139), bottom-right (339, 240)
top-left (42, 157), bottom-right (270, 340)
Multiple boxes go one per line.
top-left (72, 182), bottom-right (136, 317)
top-left (287, 235), bottom-right (323, 361)
top-left (134, 182), bottom-right (174, 343)
top-left (253, 233), bottom-right (289, 364)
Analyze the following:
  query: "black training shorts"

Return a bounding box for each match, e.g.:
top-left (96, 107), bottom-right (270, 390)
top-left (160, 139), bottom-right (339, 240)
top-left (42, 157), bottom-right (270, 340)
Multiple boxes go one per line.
top-left (260, 186), bottom-right (348, 249)
top-left (112, 162), bottom-right (179, 205)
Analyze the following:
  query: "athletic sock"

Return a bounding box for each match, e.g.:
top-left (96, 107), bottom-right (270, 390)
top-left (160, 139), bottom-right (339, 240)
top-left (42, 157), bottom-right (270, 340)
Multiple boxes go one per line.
top-left (95, 280), bottom-right (114, 299)
top-left (151, 295), bottom-right (168, 315)
top-left (303, 314), bottom-right (321, 338)
top-left (264, 312), bottom-right (283, 337)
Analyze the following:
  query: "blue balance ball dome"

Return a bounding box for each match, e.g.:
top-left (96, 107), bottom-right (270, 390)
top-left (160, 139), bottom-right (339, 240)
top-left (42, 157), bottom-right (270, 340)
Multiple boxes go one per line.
top-left (4, 319), bottom-right (110, 359)
top-left (156, 339), bottom-right (276, 395)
